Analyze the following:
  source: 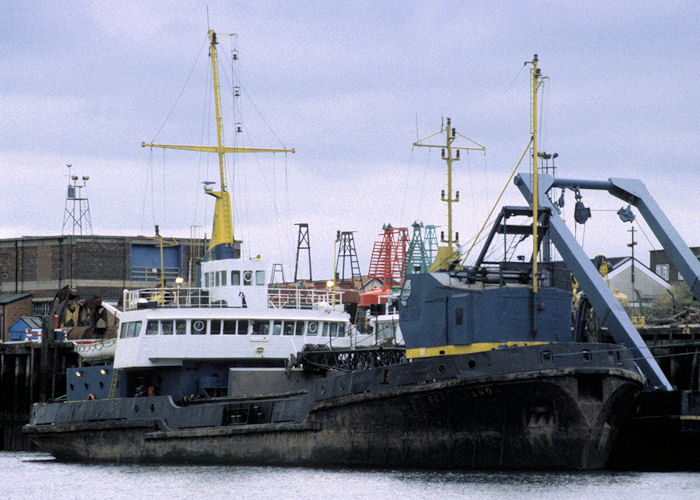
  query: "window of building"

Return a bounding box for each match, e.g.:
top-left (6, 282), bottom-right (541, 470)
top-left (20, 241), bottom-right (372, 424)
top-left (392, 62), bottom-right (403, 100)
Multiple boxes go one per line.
top-left (655, 264), bottom-right (670, 281)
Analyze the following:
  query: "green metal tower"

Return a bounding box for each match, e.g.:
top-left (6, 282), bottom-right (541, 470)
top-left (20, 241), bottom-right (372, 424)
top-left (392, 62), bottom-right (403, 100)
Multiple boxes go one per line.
top-left (402, 221), bottom-right (430, 276)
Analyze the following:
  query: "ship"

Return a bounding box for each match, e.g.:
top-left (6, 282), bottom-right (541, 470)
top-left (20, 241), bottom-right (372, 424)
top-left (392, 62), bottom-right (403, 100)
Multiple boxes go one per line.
top-left (24, 48), bottom-right (698, 470)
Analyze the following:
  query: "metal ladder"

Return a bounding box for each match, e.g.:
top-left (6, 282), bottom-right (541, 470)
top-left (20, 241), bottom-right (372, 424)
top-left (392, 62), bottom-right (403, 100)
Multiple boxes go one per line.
top-left (108, 369), bottom-right (119, 399)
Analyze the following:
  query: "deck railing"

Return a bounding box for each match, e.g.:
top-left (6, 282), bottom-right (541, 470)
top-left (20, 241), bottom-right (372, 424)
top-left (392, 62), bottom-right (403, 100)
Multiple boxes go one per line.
top-left (123, 287), bottom-right (345, 311)
top-left (267, 288), bottom-right (344, 310)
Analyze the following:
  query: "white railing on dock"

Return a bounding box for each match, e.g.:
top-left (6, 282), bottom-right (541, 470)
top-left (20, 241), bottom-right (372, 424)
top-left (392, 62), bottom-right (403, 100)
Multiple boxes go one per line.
top-left (123, 287), bottom-right (345, 311)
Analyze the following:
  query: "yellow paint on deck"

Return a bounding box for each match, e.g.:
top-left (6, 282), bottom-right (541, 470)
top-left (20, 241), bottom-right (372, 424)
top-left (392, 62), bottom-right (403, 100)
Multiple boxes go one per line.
top-left (406, 341), bottom-right (549, 359)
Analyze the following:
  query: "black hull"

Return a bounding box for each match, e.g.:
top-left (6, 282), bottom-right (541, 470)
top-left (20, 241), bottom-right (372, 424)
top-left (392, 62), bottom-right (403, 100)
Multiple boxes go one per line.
top-left (607, 389), bottom-right (700, 471)
top-left (25, 344), bottom-right (643, 470)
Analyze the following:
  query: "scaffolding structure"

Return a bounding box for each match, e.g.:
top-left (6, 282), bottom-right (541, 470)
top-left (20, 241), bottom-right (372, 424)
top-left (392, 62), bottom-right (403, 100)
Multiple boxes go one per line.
top-left (335, 231), bottom-right (363, 286)
top-left (61, 164), bottom-right (93, 236)
top-left (294, 223), bottom-right (312, 282)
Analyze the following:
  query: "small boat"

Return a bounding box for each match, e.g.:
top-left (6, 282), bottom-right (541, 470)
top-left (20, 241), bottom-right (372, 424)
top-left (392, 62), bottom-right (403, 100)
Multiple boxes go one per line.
top-left (72, 339), bottom-right (117, 361)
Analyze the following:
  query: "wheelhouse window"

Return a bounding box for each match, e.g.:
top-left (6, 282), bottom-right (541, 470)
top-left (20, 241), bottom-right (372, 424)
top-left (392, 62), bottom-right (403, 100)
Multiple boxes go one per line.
top-left (283, 321), bottom-right (295, 336)
top-left (211, 319), bottom-right (222, 335)
top-left (220, 271), bottom-right (227, 286)
top-left (223, 320), bottom-right (236, 335)
top-left (252, 319), bottom-right (269, 335)
top-left (175, 320), bottom-right (186, 335)
top-left (329, 322), bottom-right (343, 337)
top-left (120, 321), bottom-right (142, 339)
top-left (146, 320), bottom-right (159, 336)
top-left (256, 270), bottom-right (266, 285)
top-left (205, 273), bottom-right (210, 288)
top-left (272, 320), bottom-right (282, 335)
top-left (161, 320), bottom-right (173, 335)
top-left (376, 321), bottom-right (397, 343)
top-left (231, 270), bottom-right (240, 285)
top-left (295, 321), bottom-right (305, 336)
top-left (237, 319), bottom-right (249, 335)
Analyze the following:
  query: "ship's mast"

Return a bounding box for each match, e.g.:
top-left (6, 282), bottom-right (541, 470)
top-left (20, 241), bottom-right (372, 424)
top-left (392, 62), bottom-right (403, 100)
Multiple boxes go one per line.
top-left (142, 30), bottom-right (295, 258)
top-left (525, 55), bottom-right (547, 292)
top-left (413, 118), bottom-right (484, 269)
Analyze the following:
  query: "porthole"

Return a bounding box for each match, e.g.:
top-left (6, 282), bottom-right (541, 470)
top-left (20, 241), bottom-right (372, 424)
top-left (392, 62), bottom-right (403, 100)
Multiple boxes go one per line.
top-left (193, 320), bottom-right (206, 334)
top-left (308, 321), bottom-right (318, 334)
top-left (243, 271), bottom-right (253, 285)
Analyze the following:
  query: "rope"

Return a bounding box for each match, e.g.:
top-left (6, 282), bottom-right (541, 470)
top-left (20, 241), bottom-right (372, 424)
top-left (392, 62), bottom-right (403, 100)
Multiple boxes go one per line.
top-left (461, 137), bottom-right (533, 265)
top-left (149, 33), bottom-right (208, 144)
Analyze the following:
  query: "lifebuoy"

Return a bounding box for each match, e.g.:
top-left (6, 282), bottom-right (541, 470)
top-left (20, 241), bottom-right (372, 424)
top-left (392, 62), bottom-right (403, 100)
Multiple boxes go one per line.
top-left (86, 393), bottom-right (96, 400)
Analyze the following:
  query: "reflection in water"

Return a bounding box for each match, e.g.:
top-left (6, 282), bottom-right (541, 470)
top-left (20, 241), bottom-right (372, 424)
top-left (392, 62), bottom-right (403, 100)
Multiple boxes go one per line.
top-left (2, 452), bottom-right (698, 500)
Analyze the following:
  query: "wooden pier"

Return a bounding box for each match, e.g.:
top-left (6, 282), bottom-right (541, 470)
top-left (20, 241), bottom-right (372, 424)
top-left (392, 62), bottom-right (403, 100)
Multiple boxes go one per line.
top-left (636, 325), bottom-right (700, 391)
top-left (0, 341), bottom-right (77, 450)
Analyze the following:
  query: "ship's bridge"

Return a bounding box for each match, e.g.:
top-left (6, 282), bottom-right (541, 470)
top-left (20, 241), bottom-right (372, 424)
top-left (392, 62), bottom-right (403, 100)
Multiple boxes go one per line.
top-left (200, 255), bottom-right (270, 308)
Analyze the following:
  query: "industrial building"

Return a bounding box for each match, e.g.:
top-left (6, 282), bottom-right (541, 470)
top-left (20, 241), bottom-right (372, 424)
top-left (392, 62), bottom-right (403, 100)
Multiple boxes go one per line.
top-left (0, 234), bottom-right (207, 318)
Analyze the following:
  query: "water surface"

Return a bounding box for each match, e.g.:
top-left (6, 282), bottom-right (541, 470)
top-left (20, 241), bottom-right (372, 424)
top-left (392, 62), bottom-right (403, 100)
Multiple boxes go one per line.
top-left (2, 451), bottom-right (697, 499)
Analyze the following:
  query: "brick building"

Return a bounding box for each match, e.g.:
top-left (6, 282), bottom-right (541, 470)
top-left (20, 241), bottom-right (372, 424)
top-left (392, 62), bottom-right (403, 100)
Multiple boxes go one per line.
top-left (0, 235), bottom-right (207, 316)
top-left (0, 293), bottom-right (33, 342)
top-left (649, 246), bottom-right (700, 285)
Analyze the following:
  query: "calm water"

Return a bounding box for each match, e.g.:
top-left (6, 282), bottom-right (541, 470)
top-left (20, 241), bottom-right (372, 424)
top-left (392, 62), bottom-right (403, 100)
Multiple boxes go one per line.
top-left (1, 451), bottom-right (698, 500)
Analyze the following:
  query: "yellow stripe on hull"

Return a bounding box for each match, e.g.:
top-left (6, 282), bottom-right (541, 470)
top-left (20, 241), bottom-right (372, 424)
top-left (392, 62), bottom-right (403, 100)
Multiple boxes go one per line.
top-left (406, 342), bottom-right (550, 359)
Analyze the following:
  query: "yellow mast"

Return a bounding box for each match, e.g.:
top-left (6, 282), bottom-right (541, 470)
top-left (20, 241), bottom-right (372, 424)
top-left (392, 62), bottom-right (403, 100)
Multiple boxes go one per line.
top-left (413, 118), bottom-right (484, 270)
top-left (142, 30), bottom-right (295, 256)
top-left (525, 55), bottom-right (546, 292)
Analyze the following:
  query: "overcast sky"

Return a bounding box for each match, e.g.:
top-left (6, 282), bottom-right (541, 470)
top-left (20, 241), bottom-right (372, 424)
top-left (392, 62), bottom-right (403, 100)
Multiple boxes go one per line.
top-left (1, 1), bottom-right (698, 279)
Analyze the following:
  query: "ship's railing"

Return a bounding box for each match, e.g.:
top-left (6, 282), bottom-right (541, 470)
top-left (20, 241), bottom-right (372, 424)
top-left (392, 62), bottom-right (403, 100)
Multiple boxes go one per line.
top-left (123, 288), bottom-right (215, 311)
top-left (123, 287), bottom-right (345, 311)
top-left (267, 288), bottom-right (345, 310)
